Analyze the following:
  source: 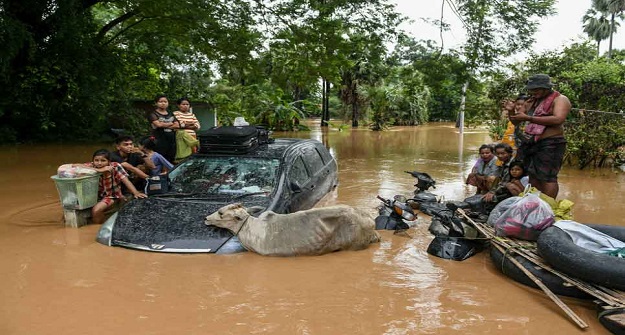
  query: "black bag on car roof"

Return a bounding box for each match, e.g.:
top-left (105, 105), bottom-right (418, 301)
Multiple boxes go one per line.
top-left (198, 126), bottom-right (272, 154)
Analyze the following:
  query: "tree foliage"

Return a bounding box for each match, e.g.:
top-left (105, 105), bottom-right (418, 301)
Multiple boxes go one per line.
top-left (454, 0), bottom-right (556, 72)
top-left (0, 0), bottom-right (624, 156)
top-left (487, 41), bottom-right (625, 169)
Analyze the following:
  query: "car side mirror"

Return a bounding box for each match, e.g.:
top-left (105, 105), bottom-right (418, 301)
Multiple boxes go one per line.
top-left (290, 181), bottom-right (302, 193)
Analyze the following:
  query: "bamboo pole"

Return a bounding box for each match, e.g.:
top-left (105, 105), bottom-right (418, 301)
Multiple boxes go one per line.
top-left (453, 211), bottom-right (591, 328)
top-left (518, 247), bottom-right (625, 306)
top-left (456, 208), bottom-right (625, 307)
top-left (491, 243), bottom-right (588, 329)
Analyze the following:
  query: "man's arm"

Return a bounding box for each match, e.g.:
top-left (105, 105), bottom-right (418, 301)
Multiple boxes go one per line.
top-left (121, 177), bottom-right (148, 198)
top-left (127, 151), bottom-right (155, 170)
top-left (121, 162), bottom-right (149, 179)
top-left (139, 154), bottom-right (156, 170)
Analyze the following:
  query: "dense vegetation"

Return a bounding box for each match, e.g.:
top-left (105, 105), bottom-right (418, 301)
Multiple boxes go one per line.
top-left (1, 0), bottom-right (624, 168)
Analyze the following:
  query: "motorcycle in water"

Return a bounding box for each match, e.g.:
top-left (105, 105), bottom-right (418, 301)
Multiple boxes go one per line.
top-left (374, 195), bottom-right (418, 231)
top-left (426, 202), bottom-right (485, 261)
top-left (405, 170), bottom-right (453, 217)
top-left (404, 170), bottom-right (485, 260)
top-left (406, 170), bottom-right (438, 203)
top-left (405, 170), bottom-right (484, 217)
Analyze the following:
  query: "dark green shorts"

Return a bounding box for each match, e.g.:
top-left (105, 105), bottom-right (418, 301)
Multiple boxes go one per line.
top-left (523, 136), bottom-right (566, 182)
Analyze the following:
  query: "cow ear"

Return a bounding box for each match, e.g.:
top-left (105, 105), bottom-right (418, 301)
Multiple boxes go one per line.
top-left (234, 203), bottom-right (243, 208)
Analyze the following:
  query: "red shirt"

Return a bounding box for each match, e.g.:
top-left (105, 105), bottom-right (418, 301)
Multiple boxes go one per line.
top-left (85, 162), bottom-right (129, 200)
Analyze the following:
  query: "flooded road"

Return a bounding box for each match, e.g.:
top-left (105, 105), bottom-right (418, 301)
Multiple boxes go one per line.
top-left (1, 122), bottom-right (623, 334)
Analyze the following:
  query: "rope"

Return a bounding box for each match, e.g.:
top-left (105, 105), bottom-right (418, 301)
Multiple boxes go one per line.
top-left (571, 108), bottom-right (625, 116)
top-left (233, 214), bottom-right (251, 237)
top-left (211, 213), bottom-right (251, 253)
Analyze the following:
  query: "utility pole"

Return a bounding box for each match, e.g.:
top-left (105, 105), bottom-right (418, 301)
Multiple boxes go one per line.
top-left (458, 81), bottom-right (468, 134)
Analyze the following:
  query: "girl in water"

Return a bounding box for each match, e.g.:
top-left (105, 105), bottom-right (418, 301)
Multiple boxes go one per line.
top-left (504, 160), bottom-right (527, 197)
top-left (84, 149), bottom-right (147, 224)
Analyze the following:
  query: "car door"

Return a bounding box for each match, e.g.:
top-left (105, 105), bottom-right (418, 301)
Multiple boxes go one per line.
top-left (286, 154), bottom-right (311, 212)
top-left (310, 143), bottom-right (337, 194)
top-left (297, 145), bottom-right (336, 209)
top-left (300, 146), bottom-right (328, 205)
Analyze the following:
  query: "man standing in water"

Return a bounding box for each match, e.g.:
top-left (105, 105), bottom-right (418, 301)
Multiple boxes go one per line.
top-left (509, 74), bottom-right (570, 199)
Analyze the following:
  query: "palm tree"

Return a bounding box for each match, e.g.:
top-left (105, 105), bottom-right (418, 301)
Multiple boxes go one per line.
top-left (592, 0), bottom-right (625, 58)
top-left (582, 8), bottom-right (613, 56)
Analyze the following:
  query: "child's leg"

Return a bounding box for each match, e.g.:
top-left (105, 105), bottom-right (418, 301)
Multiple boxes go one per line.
top-left (91, 198), bottom-right (114, 224)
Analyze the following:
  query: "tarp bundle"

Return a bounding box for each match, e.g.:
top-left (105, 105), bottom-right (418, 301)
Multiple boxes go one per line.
top-left (555, 220), bottom-right (625, 257)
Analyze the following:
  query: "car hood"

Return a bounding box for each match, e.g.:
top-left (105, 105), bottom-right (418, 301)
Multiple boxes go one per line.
top-left (107, 196), bottom-right (270, 253)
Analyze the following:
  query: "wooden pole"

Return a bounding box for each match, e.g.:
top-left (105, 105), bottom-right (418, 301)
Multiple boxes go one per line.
top-left (455, 209), bottom-right (598, 329)
top-left (456, 208), bottom-right (625, 307)
top-left (491, 243), bottom-right (588, 329)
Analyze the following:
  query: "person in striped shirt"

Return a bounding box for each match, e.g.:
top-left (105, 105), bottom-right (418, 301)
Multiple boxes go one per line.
top-left (174, 98), bottom-right (201, 138)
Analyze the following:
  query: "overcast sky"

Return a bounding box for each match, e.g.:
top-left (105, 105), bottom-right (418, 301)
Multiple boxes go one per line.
top-left (391, 0), bottom-right (625, 60)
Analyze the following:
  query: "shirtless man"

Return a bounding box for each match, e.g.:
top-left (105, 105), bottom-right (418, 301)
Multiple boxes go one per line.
top-left (509, 74), bottom-right (571, 198)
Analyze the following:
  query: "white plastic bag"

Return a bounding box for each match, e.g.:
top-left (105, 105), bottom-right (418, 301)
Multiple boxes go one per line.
top-left (233, 117), bottom-right (249, 126)
top-left (494, 193), bottom-right (555, 240)
top-left (487, 196), bottom-right (521, 227)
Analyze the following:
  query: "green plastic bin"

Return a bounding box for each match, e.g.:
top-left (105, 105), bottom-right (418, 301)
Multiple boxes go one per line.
top-left (51, 174), bottom-right (100, 210)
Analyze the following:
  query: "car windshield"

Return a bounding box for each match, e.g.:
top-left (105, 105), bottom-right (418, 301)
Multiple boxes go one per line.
top-left (168, 156), bottom-right (281, 196)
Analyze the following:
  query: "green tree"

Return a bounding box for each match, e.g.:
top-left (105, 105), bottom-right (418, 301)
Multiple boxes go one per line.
top-left (582, 8), bottom-right (614, 56)
top-left (592, 0), bottom-right (625, 58)
top-left (454, 0), bottom-right (556, 71)
top-left (0, 0), bottom-right (261, 142)
top-left (450, 0), bottom-right (556, 127)
top-left (390, 36), bottom-right (468, 121)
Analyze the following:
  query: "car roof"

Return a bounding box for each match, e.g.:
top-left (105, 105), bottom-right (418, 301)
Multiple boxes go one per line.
top-left (193, 138), bottom-right (321, 159)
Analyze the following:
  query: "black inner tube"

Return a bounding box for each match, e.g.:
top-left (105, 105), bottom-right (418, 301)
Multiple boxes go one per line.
top-left (489, 246), bottom-right (591, 299)
top-left (537, 225), bottom-right (625, 291)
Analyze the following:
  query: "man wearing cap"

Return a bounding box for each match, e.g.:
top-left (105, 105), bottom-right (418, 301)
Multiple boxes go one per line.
top-left (509, 74), bottom-right (570, 199)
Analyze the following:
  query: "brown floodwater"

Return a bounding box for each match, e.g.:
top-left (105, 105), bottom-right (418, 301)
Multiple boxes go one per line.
top-left (1, 122), bottom-right (623, 334)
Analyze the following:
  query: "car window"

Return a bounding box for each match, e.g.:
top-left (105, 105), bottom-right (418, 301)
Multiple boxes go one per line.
top-left (316, 146), bottom-right (332, 165)
top-left (169, 157), bottom-right (280, 195)
top-left (289, 156), bottom-right (309, 186)
top-left (304, 147), bottom-right (324, 173)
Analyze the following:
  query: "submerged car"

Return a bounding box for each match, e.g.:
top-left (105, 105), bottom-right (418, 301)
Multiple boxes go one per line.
top-left (96, 137), bottom-right (339, 253)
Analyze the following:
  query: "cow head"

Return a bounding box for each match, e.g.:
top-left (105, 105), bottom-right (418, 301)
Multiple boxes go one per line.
top-left (204, 203), bottom-right (250, 232)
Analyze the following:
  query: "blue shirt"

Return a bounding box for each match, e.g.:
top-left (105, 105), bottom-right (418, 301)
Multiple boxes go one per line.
top-left (150, 152), bottom-right (174, 176)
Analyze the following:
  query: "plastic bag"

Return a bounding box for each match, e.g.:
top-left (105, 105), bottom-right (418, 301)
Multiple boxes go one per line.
top-left (233, 117), bottom-right (249, 126)
top-left (57, 164), bottom-right (98, 178)
top-left (519, 186), bottom-right (574, 221)
top-left (494, 193), bottom-right (555, 240)
top-left (487, 196), bottom-right (521, 227)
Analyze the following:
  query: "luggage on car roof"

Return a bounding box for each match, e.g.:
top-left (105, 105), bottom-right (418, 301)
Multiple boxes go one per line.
top-left (198, 126), bottom-right (272, 154)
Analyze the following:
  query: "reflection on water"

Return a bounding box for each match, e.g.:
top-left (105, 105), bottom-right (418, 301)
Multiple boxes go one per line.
top-left (0, 122), bottom-right (620, 334)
